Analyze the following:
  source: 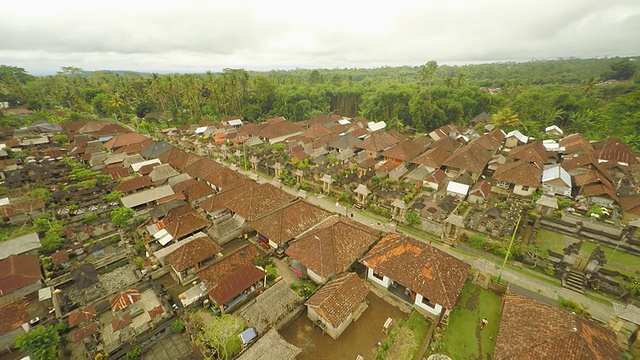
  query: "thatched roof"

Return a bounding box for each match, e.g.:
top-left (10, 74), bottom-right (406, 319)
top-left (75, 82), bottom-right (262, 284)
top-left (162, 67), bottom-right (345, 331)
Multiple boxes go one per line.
top-left (236, 328), bottom-right (301, 360)
top-left (237, 281), bottom-right (303, 334)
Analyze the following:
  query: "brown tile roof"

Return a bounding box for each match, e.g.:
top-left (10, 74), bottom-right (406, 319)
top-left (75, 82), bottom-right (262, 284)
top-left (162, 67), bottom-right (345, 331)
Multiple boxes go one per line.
top-left (101, 166), bottom-right (130, 179)
top-left (473, 128), bottom-right (505, 152)
top-left (207, 263), bottom-right (266, 305)
top-left (68, 305), bottom-right (96, 327)
top-left (290, 146), bottom-right (309, 161)
top-left (148, 305), bottom-right (164, 319)
top-left (493, 161), bottom-right (543, 188)
top-left (302, 124), bottom-right (333, 138)
top-left (1, 198), bottom-right (45, 217)
top-left (360, 234), bottom-right (470, 309)
top-left (357, 131), bottom-right (401, 152)
top-left (253, 120), bottom-right (303, 141)
top-left (51, 250), bottom-right (70, 265)
top-left (509, 141), bottom-right (553, 167)
top-left (109, 289), bottom-right (141, 312)
top-left (412, 146), bottom-right (452, 168)
top-left (350, 127), bottom-right (369, 138)
top-left (165, 236), bottom-right (222, 272)
top-left (183, 158), bottom-right (220, 179)
top-left (72, 323), bottom-right (99, 342)
top-left (201, 166), bottom-right (246, 191)
top-left (198, 244), bottom-right (259, 287)
top-left (426, 169), bottom-right (447, 185)
top-left (184, 181), bottom-right (215, 202)
top-left (138, 163), bottom-right (159, 175)
top-left (111, 312), bottom-right (132, 331)
top-left (287, 217), bottom-right (380, 279)
top-left (561, 153), bottom-right (601, 172)
top-left (173, 153), bottom-right (203, 172)
top-left (60, 120), bottom-right (90, 133)
top-left (305, 114), bottom-right (336, 126)
top-left (443, 142), bottom-right (493, 174)
top-left (171, 179), bottom-right (201, 195)
top-left (164, 212), bottom-right (211, 240)
top-left (157, 192), bottom-right (185, 204)
top-left (225, 183), bottom-right (295, 221)
top-left (0, 299), bottom-right (28, 336)
top-left (78, 121), bottom-right (110, 134)
top-left (382, 137), bottom-right (430, 162)
top-left (621, 195), bottom-right (640, 215)
top-left (0, 255), bottom-right (41, 295)
top-left (494, 288), bottom-right (621, 360)
top-left (469, 180), bottom-right (492, 198)
top-left (594, 138), bottom-right (638, 165)
top-left (377, 161), bottom-right (398, 174)
top-left (305, 272), bottom-right (369, 328)
top-left (114, 176), bottom-right (153, 193)
top-left (198, 180), bottom-right (255, 212)
top-left (559, 133), bottom-right (594, 155)
top-left (164, 204), bottom-right (197, 222)
top-left (249, 201), bottom-right (332, 246)
top-left (112, 138), bottom-right (154, 155)
top-left (95, 123), bottom-right (129, 136)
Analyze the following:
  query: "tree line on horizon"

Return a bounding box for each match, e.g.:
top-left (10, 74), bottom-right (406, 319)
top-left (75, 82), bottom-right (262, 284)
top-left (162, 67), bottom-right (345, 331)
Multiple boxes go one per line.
top-left (0, 56), bottom-right (638, 149)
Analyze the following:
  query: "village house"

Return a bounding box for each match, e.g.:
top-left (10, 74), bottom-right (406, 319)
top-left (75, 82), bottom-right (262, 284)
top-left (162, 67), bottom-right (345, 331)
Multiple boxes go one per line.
top-left (224, 182), bottom-right (296, 222)
top-left (0, 232), bottom-right (41, 260)
top-left (494, 287), bottom-right (621, 359)
top-left (545, 125), bottom-right (564, 137)
top-left (503, 130), bottom-right (529, 148)
top-left (356, 130), bottom-right (403, 159)
top-left (360, 233), bottom-right (470, 317)
top-left (286, 217), bottom-right (380, 284)
top-left (493, 161), bottom-right (542, 197)
top-left (0, 254), bottom-right (43, 301)
top-left (541, 165), bottom-right (572, 197)
top-left (0, 299), bottom-right (29, 352)
top-left (381, 136), bottom-right (431, 166)
top-left (162, 233), bottom-right (223, 285)
top-left (304, 272), bottom-right (369, 339)
top-left (442, 141), bottom-right (493, 180)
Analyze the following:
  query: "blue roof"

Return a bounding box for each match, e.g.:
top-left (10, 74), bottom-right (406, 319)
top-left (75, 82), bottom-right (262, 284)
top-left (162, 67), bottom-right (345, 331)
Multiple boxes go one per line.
top-left (239, 327), bottom-right (257, 345)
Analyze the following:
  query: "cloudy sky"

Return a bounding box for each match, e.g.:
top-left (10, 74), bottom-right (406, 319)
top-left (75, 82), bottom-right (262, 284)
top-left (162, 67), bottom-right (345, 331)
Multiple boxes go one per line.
top-left (1, 0), bottom-right (639, 75)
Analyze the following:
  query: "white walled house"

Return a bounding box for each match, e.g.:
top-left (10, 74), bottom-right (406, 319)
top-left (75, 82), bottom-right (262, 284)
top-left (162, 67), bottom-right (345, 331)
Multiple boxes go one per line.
top-left (360, 234), bottom-right (470, 317)
top-left (542, 165), bottom-right (572, 197)
top-left (493, 161), bottom-right (542, 197)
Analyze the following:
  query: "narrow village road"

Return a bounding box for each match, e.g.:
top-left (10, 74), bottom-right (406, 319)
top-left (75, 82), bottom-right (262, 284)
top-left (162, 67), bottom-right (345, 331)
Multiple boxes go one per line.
top-left (260, 176), bottom-right (616, 323)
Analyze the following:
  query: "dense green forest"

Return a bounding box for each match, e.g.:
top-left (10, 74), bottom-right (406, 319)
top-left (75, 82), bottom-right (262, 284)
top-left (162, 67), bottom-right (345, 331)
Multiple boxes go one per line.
top-left (0, 57), bottom-right (639, 148)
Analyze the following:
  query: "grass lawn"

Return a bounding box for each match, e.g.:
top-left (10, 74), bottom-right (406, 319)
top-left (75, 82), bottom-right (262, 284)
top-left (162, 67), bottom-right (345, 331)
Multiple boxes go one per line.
top-left (431, 283), bottom-right (502, 360)
top-left (535, 228), bottom-right (570, 253)
top-left (0, 224), bottom-right (33, 242)
top-left (581, 241), bottom-right (640, 278)
top-left (377, 311), bottom-right (431, 360)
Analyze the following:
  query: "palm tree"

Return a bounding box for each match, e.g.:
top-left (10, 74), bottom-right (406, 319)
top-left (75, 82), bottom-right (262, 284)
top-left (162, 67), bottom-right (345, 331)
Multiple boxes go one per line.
top-left (490, 108), bottom-right (519, 128)
top-left (582, 77), bottom-right (598, 98)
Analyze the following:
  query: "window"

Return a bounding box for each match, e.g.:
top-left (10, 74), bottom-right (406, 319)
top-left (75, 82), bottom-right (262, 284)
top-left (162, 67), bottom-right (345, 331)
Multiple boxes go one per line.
top-left (497, 181), bottom-right (510, 189)
top-left (372, 270), bottom-right (384, 281)
top-left (421, 296), bottom-right (435, 308)
top-left (521, 186), bottom-right (529, 191)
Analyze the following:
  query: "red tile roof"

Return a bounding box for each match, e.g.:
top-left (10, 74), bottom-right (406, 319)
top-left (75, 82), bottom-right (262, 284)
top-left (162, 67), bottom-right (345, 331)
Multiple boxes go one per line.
top-left (164, 212), bottom-right (211, 241)
top-left (249, 201), bottom-right (332, 246)
top-left (114, 176), bottom-right (153, 193)
top-left (111, 312), bottom-right (132, 331)
top-left (101, 166), bottom-right (130, 179)
top-left (112, 138), bottom-right (154, 155)
top-left (493, 161), bottom-right (543, 188)
top-left (620, 195), bottom-right (640, 215)
top-left (207, 263), bottom-right (265, 305)
top-left (198, 180), bottom-right (255, 212)
top-left (594, 138), bottom-right (638, 165)
top-left (412, 146), bottom-right (452, 168)
top-left (198, 244), bottom-right (259, 288)
top-left (287, 217), bottom-right (380, 279)
top-left (201, 166), bottom-right (246, 191)
top-left (109, 288), bottom-right (141, 312)
top-left (305, 272), bottom-right (369, 328)
top-left (494, 288), bottom-right (621, 360)
top-left (302, 124), bottom-right (333, 138)
top-left (443, 142), bottom-right (493, 174)
top-left (360, 234), bottom-right (470, 309)
top-left (382, 137), bottom-right (430, 162)
top-left (51, 250), bottom-right (70, 265)
top-left (72, 323), bottom-right (99, 342)
top-left (68, 305), bottom-right (96, 327)
top-left (1, 198), bottom-right (45, 217)
top-left (0, 255), bottom-right (42, 296)
top-left (165, 236), bottom-right (222, 272)
top-left (357, 131), bottom-right (401, 152)
top-left (509, 141), bottom-right (553, 167)
top-left (0, 299), bottom-right (28, 336)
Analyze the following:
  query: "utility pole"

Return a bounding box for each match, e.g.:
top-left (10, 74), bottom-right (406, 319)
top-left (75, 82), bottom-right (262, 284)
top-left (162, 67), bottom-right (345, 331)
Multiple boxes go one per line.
top-left (497, 213), bottom-right (522, 284)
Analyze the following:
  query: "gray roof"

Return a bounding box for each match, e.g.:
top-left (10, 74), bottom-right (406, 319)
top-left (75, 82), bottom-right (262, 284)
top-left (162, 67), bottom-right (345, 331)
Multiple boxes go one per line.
top-left (0, 233), bottom-right (41, 260)
top-left (237, 281), bottom-right (303, 334)
top-left (354, 184), bottom-right (371, 196)
top-left (236, 328), bottom-right (301, 360)
top-left (139, 141), bottom-right (173, 159)
top-left (149, 164), bottom-right (180, 183)
top-left (613, 302), bottom-right (640, 325)
top-left (120, 185), bottom-right (174, 208)
top-left (406, 164), bottom-right (431, 181)
top-left (328, 133), bottom-right (360, 150)
top-left (27, 119), bottom-right (63, 133)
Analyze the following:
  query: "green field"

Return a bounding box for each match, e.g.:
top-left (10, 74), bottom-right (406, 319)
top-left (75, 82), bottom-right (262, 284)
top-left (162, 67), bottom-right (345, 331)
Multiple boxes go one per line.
top-left (431, 283), bottom-right (502, 360)
top-left (535, 228), bottom-right (573, 253)
top-left (377, 311), bottom-right (431, 360)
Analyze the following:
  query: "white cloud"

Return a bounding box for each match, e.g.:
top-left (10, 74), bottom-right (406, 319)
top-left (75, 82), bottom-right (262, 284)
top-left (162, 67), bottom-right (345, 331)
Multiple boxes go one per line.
top-left (1, 0), bottom-right (639, 75)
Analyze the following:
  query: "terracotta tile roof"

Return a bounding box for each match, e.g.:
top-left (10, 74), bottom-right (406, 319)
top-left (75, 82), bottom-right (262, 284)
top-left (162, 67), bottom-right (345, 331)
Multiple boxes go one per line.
top-left (305, 114), bottom-right (336, 126)
top-left (1, 198), bottom-right (45, 217)
top-left (184, 181), bottom-right (215, 201)
top-left (429, 136), bottom-right (461, 153)
top-left (594, 138), bottom-right (638, 165)
top-left (376, 161), bottom-right (398, 174)
top-left (138, 163), bottom-right (159, 175)
top-left (493, 161), bottom-right (543, 188)
top-left (164, 204), bottom-right (196, 222)
top-left (198, 180), bottom-right (256, 212)
top-left (60, 120), bottom-right (89, 133)
top-left (509, 141), bottom-right (553, 167)
top-left (171, 179), bottom-right (201, 195)
top-left (78, 121), bottom-right (110, 134)
top-left (287, 217), bottom-right (380, 279)
top-left (249, 201), bottom-right (332, 246)
top-left (412, 146), bottom-right (452, 168)
top-left (495, 288), bottom-right (621, 360)
top-left (101, 166), bottom-right (130, 179)
top-left (0, 299), bottom-right (28, 335)
top-left (208, 263), bottom-right (266, 305)
top-left (165, 236), bottom-right (222, 272)
top-left (68, 305), bottom-right (96, 327)
top-left (148, 305), bottom-right (164, 319)
top-left (561, 153), bottom-right (601, 172)
top-left (357, 131), bottom-right (401, 152)
top-left (350, 127), bottom-right (369, 138)
top-left (164, 212), bottom-right (211, 240)
top-left (183, 158), bottom-right (220, 179)
top-left (560, 133), bottom-right (594, 155)
top-left (157, 147), bottom-right (186, 166)
top-left (111, 312), bottom-right (132, 331)
top-left (382, 137), bottom-right (430, 162)
top-left (112, 138), bottom-right (154, 154)
top-left (472, 128), bottom-right (505, 152)
top-left (114, 175), bottom-right (153, 193)
top-left (72, 323), bottom-right (99, 342)
top-left (621, 195), bottom-right (640, 215)
top-left (253, 120), bottom-right (303, 141)
top-left (443, 142), bottom-right (493, 174)
top-left (426, 169), bottom-right (447, 185)
top-left (198, 244), bottom-right (259, 287)
top-left (95, 123), bottom-right (129, 136)
top-left (157, 192), bottom-right (186, 204)
top-left (305, 272), bottom-right (369, 328)
top-left (360, 234), bottom-right (470, 309)
top-left (470, 180), bottom-right (492, 198)
top-left (302, 124), bottom-right (333, 138)
top-left (290, 146), bottom-right (309, 161)
top-left (0, 254), bottom-right (41, 295)
top-left (109, 288), bottom-right (141, 312)
top-left (201, 166), bottom-right (246, 191)
top-left (225, 183), bottom-right (295, 221)
top-left (51, 250), bottom-right (70, 265)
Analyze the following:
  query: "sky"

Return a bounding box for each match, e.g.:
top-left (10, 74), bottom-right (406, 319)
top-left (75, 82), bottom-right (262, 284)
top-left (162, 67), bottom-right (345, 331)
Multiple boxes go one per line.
top-left (1, 0), bottom-right (639, 75)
